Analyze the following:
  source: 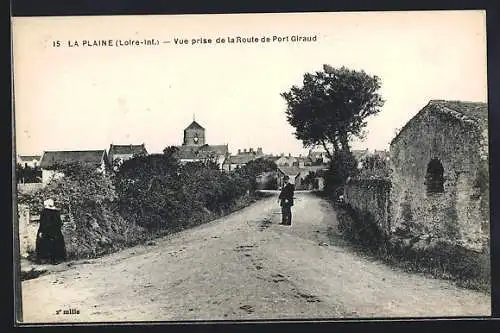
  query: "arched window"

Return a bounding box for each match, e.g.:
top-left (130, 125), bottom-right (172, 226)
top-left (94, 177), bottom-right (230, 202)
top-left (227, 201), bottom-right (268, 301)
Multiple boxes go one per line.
top-left (425, 158), bottom-right (444, 194)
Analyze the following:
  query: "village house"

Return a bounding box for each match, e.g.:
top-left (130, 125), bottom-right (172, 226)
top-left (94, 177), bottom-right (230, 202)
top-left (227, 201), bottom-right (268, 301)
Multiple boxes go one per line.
top-left (294, 165), bottom-right (328, 190)
top-left (374, 149), bottom-right (390, 162)
top-left (276, 166), bottom-right (302, 188)
top-left (108, 143), bottom-right (148, 167)
top-left (389, 100), bottom-right (489, 252)
top-left (275, 154), bottom-right (298, 167)
top-left (352, 148), bottom-right (370, 169)
top-left (222, 147), bottom-right (264, 171)
top-left (294, 155), bottom-right (313, 167)
top-left (17, 155), bottom-right (41, 169)
top-left (39, 150), bottom-right (110, 185)
top-left (164, 119), bottom-right (229, 169)
top-left (308, 150), bottom-right (330, 165)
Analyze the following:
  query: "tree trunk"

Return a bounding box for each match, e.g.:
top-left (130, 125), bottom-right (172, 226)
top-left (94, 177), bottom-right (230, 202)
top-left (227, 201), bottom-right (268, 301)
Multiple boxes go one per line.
top-left (320, 139), bottom-right (334, 161)
top-left (339, 132), bottom-right (350, 153)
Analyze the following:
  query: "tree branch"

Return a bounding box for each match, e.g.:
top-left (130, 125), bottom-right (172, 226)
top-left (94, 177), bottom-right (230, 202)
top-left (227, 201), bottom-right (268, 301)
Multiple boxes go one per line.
top-left (320, 138), bottom-right (333, 160)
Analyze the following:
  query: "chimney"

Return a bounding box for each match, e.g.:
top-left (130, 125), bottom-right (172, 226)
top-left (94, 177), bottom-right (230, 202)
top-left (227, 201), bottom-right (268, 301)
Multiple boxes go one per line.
top-left (244, 149), bottom-right (247, 153)
top-left (257, 147), bottom-right (263, 155)
top-left (238, 149), bottom-right (241, 154)
top-left (289, 153), bottom-right (291, 157)
top-left (249, 148), bottom-right (254, 153)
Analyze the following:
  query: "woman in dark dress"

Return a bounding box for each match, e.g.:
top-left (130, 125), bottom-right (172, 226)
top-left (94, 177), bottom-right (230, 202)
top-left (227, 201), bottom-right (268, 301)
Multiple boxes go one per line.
top-left (36, 199), bottom-right (66, 264)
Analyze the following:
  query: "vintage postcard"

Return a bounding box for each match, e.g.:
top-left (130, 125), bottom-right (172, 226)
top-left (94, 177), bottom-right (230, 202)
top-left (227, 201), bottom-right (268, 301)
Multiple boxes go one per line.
top-left (12, 10), bottom-right (490, 324)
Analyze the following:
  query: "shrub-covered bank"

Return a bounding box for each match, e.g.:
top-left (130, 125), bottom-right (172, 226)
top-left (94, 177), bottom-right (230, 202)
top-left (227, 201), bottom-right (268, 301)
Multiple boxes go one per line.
top-left (333, 202), bottom-right (490, 293)
top-left (17, 156), bottom-right (276, 261)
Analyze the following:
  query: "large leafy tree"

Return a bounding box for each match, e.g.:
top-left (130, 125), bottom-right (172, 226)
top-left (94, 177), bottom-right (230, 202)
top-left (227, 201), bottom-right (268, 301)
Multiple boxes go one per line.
top-left (281, 65), bottom-right (385, 159)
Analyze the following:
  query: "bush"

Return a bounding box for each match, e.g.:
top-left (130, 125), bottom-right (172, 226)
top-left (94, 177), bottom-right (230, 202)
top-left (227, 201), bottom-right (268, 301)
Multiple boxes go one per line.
top-left (114, 154), bottom-right (255, 232)
top-left (16, 163), bottom-right (42, 183)
top-left (17, 161), bottom-right (148, 260)
top-left (324, 150), bottom-right (358, 198)
top-left (234, 158), bottom-right (278, 192)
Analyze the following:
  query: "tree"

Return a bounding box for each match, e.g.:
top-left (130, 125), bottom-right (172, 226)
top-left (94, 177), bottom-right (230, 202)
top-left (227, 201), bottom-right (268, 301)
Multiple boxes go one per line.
top-left (163, 145), bottom-right (180, 157)
top-left (16, 163), bottom-right (24, 183)
top-left (324, 150), bottom-right (359, 196)
top-left (235, 158), bottom-right (278, 192)
top-left (15, 163), bottom-right (42, 183)
top-left (281, 65), bottom-right (385, 159)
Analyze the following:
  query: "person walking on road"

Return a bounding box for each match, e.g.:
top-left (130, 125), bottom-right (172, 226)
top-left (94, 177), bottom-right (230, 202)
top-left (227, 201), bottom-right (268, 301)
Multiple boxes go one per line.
top-left (278, 175), bottom-right (295, 226)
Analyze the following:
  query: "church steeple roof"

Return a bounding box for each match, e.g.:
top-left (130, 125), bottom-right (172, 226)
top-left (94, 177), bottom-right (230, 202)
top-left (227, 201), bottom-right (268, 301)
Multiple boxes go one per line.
top-left (185, 120), bottom-right (204, 130)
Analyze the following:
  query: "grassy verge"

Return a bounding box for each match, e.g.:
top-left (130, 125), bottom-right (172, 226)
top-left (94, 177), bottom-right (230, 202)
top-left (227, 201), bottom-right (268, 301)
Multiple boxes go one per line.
top-left (333, 204), bottom-right (490, 293)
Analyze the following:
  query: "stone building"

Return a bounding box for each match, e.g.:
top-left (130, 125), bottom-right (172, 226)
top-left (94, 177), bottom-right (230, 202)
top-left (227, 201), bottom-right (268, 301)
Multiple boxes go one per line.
top-left (165, 119), bottom-right (229, 168)
top-left (275, 154), bottom-right (298, 167)
top-left (108, 143), bottom-right (148, 166)
top-left (17, 155), bottom-right (41, 169)
top-left (39, 150), bottom-right (110, 185)
top-left (389, 100), bottom-right (489, 252)
top-left (222, 147), bottom-right (264, 171)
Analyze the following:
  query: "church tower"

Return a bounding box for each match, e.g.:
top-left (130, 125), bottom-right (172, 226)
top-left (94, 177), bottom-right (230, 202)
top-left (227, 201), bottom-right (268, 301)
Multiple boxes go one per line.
top-left (183, 116), bottom-right (205, 146)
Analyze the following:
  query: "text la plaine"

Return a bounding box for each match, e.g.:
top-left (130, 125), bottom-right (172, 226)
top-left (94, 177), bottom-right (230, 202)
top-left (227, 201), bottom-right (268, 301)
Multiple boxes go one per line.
top-left (54, 39), bottom-right (159, 47)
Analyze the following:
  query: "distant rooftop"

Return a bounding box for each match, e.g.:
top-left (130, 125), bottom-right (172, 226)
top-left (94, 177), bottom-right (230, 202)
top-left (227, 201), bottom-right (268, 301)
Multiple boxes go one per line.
top-left (40, 150), bottom-right (107, 169)
top-left (18, 155), bottom-right (41, 161)
top-left (109, 144), bottom-right (147, 155)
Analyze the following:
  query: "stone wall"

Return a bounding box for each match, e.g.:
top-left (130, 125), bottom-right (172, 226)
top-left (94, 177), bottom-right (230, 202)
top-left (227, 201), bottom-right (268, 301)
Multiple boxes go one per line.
top-left (17, 183), bottom-right (43, 194)
top-left (343, 178), bottom-right (391, 234)
top-left (17, 204), bottom-right (39, 258)
top-left (390, 108), bottom-right (489, 252)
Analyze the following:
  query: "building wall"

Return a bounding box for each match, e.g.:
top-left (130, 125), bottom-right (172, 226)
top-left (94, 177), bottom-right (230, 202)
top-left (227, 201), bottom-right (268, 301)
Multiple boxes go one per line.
top-left (41, 169), bottom-right (65, 185)
top-left (110, 153), bottom-right (134, 162)
top-left (184, 128), bottom-right (205, 146)
top-left (42, 162), bottom-right (107, 185)
top-left (19, 160), bottom-right (40, 168)
top-left (389, 109), bottom-right (489, 251)
top-left (17, 204), bottom-right (38, 258)
top-left (344, 179), bottom-right (392, 234)
top-left (17, 183), bottom-right (43, 194)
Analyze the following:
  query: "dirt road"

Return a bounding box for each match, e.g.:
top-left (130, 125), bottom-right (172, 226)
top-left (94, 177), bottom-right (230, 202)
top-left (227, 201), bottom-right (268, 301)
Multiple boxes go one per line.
top-left (20, 192), bottom-right (491, 323)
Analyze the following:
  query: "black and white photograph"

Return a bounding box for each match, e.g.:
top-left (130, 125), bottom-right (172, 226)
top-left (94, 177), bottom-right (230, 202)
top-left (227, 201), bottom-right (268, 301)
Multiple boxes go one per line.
top-left (11, 10), bottom-right (491, 324)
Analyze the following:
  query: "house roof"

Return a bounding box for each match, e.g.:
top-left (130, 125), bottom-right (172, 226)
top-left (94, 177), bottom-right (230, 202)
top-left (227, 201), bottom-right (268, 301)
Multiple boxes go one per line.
top-left (18, 155), bottom-right (41, 162)
top-left (185, 121), bottom-right (205, 131)
top-left (175, 144), bottom-right (228, 160)
top-left (391, 100), bottom-right (488, 146)
top-left (276, 156), bottom-right (298, 164)
top-left (225, 154), bottom-right (257, 165)
top-left (197, 144), bottom-right (228, 155)
top-left (308, 151), bottom-right (324, 159)
top-left (352, 149), bottom-right (369, 160)
top-left (297, 156), bottom-right (313, 163)
top-left (40, 150), bottom-right (107, 169)
top-left (278, 166), bottom-right (303, 177)
top-left (109, 144), bottom-right (147, 156)
top-left (431, 100), bottom-right (488, 128)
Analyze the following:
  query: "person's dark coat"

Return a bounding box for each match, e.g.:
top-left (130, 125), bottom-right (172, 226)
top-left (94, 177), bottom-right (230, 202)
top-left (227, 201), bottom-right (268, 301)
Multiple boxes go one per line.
top-left (36, 208), bottom-right (66, 264)
top-left (279, 182), bottom-right (295, 207)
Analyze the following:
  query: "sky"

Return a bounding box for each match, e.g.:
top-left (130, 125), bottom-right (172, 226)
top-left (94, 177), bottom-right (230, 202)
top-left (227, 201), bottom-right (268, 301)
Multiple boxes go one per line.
top-left (12, 10), bottom-right (488, 157)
